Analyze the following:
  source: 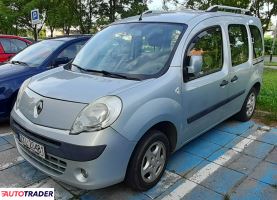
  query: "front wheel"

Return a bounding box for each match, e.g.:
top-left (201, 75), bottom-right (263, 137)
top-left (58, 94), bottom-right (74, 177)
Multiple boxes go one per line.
top-left (235, 88), bottom-right (257, 122)
top-left (125, 130), bottom-right (170, 191)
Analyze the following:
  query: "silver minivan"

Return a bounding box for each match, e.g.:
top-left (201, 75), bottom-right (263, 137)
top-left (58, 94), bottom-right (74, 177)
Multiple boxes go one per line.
top-left (11, 6), bottom-right (264, 191)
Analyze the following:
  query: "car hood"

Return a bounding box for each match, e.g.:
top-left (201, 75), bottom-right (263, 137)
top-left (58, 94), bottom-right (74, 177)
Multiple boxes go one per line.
top-left (28, 68), bottom-right (141, 104)
top-left (0, 63), bottom-right (34, 81)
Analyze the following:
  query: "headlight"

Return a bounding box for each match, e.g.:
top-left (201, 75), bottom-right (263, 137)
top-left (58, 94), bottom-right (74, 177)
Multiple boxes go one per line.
top-left (16, 78), bottom-right (31, 110)
top-left (70, 96), bottom-right (122, 134)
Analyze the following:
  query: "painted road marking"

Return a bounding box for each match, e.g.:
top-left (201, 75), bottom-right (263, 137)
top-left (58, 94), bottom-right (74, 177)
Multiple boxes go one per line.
top-left (161, 128), bottom-right (267, 200)
top-left (0, 132), bottom-right (13, 136)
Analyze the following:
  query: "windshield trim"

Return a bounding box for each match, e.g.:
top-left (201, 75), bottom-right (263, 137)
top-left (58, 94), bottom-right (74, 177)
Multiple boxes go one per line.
top-left (72, 22), bottom-right (187, 80)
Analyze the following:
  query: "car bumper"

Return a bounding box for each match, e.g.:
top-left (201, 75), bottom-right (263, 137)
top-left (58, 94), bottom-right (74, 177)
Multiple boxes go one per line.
top-left (0, 97), bottom-right (10, 119)
top-left (11, 108), bottom-right (136, 190)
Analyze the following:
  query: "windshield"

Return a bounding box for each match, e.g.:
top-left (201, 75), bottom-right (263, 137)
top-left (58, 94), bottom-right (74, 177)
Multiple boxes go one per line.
top-left (72, 23), bottom-right (185, 79)
top-left (11, 40), bottom-right (64, 67)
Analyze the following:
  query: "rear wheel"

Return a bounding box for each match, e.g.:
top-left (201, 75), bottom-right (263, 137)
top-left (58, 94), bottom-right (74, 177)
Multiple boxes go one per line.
top-left (125, 130), bottom-right (170, 191)
top-left (235, 88), bottom-right (257, 122)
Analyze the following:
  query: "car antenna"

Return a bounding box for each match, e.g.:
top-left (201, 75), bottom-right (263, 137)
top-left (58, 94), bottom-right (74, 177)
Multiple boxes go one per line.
top-left (139, 10), bottom-right (153, 21)
top-left (139, 0), bottom-right (148, 21)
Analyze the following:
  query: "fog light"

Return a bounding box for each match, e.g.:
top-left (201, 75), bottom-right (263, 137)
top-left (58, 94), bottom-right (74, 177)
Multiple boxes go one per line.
top-left (74, 168), bottom-right (89, 182)
top-left (81, 168), bottom-right (88, 178)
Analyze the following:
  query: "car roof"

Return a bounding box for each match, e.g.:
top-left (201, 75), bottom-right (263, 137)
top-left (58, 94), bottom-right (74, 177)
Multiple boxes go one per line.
top-left (113, 10), bottom-right (261, 26)
top-left (0, 35), bottom-right (33, 43)
top-left (46, 35), bottom-right (92, 42)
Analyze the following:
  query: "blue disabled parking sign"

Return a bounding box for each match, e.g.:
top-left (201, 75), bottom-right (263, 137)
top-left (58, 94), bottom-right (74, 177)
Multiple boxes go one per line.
top-left (31, 9), bottom-right (40, 25)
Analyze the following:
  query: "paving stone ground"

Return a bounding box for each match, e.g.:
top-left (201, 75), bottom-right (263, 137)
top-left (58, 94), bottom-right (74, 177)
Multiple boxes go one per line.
top-left (0, 120), bottom-right (276, 200)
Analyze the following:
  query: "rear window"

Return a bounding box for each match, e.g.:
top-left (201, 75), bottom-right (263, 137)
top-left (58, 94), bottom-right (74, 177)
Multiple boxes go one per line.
top-left (250, 25), bottom-right (263, 58)
top-left (228, 25), bottom-right (249, 66)
top-left (0, 38), bottom-right (28, 54)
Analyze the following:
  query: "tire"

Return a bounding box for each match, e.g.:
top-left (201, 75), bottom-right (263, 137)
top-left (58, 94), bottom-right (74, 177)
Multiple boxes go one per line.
top-left (235, 88), bottom-right (257, 122)
top-left (125, 130), bottom-right (170, 191)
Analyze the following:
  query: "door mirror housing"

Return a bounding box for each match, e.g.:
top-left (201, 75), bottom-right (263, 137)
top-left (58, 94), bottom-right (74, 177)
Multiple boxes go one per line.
top-left (187, 55), bottom-right (203, 76)
top-left (52, 57), bottom-right (70, 68)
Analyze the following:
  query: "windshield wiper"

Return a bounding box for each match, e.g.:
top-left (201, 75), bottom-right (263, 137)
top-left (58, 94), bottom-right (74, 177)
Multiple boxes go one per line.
top-left (10, 60), bottom-right (29, 66)
top-left (72, 64), bottom-right (141, 81)
top-left (93, 70), bottom-right (141, 81)
top-left (71, 63), bottom-right (85, 71)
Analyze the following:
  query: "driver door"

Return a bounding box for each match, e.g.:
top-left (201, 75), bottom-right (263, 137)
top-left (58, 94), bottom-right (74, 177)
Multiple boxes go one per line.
top-left (182, 19), bottom-right (230, 141)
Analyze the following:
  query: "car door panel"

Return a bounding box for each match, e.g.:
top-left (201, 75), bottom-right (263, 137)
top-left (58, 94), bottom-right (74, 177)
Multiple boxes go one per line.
top-left (226, 23), bottom-right (252, 113)
top-left (181, 18), bottom-right (230, 142)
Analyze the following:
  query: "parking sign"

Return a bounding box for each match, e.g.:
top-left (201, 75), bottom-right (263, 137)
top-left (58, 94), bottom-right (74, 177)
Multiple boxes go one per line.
top-left (31, 9), bottom-right (40, 25)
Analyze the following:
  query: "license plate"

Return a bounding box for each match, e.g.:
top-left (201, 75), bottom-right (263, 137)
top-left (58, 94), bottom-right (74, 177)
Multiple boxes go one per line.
top-left (19, 134), bottom-right (45, 159)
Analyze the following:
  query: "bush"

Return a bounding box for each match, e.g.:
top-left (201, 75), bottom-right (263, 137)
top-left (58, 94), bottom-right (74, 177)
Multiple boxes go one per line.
top-left (264, 37), bottom-right (277, 55)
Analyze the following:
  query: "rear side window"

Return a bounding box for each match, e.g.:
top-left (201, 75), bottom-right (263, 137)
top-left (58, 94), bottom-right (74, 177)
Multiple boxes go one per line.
top-left (228, 25), bottom-right (249, 66)
top-left (57, 40), bottom-right (86, 60)
top-left (249, 26), bottom-right (263, 58)
top-left (0, 38), bottom-right (12, 53)
top-left (0, 38), bottom-right (27, 54)
top-left (11, 39), bottom-right (28, 51)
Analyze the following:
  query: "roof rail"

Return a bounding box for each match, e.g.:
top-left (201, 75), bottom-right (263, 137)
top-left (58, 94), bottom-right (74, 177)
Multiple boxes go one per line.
top-left (206, 5), bottom-right (252, 16)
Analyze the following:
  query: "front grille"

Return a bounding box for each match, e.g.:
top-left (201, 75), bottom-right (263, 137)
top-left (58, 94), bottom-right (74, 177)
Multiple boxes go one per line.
top-left (19, 142), bottom-right (67, 175)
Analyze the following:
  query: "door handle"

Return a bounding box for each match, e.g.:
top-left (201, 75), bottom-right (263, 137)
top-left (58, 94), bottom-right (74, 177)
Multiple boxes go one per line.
top-left (231, 75), bottom-right (238, 82)
top-left (220, 80), bottom-right (229, 87)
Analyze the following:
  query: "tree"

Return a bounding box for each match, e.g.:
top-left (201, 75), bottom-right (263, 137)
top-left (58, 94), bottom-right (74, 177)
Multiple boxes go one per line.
top-left (99, 0), bottom-right (147, 24)
top-left (0, 0), bottom-right (47, 40)
top-left (250, 0), bottom-right (277, 33)
top-left (0, 0), bottom-right (148, 37)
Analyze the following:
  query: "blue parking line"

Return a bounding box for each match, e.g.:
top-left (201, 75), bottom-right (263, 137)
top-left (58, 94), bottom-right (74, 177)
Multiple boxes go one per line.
top-left (0, 143), bottom-right (13, 152)
top-left (158, 179), bottom-right (223, 200)
top-left (182, 139), bottom-right (222, 158)
top-left (2, 135), bottom-right (16, 146)
top-left (0, 137), bottom-right (8, 146)
top-left (167, 151), bottom-right (204, 176)
top-left (184, 160), bottom-right (245, 195)
top-left (143, 171), bottom-right (181, 199)
top-left (199, 129), bottom-right (237, 146)
top-left (215, 121), bottom-right (254, 135)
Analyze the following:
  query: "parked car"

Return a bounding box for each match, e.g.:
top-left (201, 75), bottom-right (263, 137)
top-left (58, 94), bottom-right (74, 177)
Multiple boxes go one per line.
top-left (22, 37), bottom-right (36, 43)
top-left (11, 6), bottom-right (264, 191)
top-left (0, 35), bottom-right (91, 119)
top-left (0, 35), bottom-right (33, 63)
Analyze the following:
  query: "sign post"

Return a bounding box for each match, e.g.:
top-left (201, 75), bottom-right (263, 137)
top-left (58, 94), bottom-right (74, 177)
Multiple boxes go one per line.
top-left (31, 9), bottom-right (40, 41)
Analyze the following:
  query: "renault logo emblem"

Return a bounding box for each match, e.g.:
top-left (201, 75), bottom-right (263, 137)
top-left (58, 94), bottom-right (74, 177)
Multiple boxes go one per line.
top-left (34, 100), bottom-right (43, 118)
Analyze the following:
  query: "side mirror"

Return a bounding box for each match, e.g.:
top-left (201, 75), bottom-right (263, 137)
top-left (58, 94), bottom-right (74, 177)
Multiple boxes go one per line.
top-left (187, 55), bottom-right (203, 76)
top-left (52, 57), bottom-right (70, 67)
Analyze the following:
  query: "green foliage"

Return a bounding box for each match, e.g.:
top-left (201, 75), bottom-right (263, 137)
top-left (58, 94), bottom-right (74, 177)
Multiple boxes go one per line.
top-left (264, 61), bottom-right (277, 66)
top-left (264, 37), bottom-right (277, 55)
top-left (0, 0), bottom-right (148, 37)
top-left (256, 68), bottom-right (277, 121)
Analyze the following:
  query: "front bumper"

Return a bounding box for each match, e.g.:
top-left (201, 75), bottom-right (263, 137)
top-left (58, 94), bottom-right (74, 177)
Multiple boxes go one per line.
top-left (0, 96), bottom-right (11, 119)
top-left (11, 109), bottom-right (136, 190)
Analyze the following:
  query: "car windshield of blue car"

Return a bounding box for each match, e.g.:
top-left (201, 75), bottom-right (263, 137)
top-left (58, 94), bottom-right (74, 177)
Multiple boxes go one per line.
top-left (10, 40), bottom-right (64, 67)
top-left (72, 23), bottom-right (186, 80)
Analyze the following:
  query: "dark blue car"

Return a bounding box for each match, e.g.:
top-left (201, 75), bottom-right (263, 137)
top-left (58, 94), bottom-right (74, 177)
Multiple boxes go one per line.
top-left (0, 35), bottom-right (91, 119)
